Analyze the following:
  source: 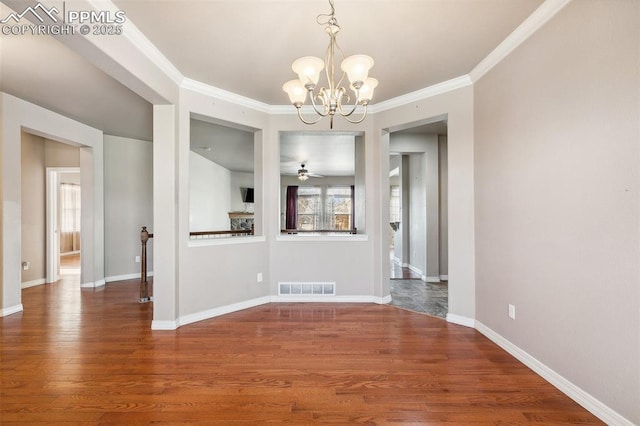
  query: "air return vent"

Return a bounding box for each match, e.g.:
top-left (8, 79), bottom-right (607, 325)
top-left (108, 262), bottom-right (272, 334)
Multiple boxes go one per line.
top-left (278, 282), bottom-right (335, 296)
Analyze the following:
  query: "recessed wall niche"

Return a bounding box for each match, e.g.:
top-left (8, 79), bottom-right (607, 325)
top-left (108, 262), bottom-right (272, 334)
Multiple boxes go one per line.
top-left (189, 114), bottom-right (257, 239)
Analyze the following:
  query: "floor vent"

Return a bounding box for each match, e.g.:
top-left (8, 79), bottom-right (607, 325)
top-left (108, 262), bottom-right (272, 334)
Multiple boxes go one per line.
top-left (278, 282), bottom-right (335, 296)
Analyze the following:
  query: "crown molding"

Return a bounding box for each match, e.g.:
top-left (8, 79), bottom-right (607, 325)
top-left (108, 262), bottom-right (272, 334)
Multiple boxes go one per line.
top-left (469, 0), bottom-right (572, 83)
top-left (94, 0), bottom-right (570, 114)
top-left (89, 0), bottom-right (184, 86)
top-left (369, 75), bottom-right (473, 113)
top-left (181, 78), bottom-right (272, 114)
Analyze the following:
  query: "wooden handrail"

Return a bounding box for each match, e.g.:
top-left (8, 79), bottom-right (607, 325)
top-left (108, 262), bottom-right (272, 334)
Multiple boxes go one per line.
top-left (139, 226), bottom-right (152, 303)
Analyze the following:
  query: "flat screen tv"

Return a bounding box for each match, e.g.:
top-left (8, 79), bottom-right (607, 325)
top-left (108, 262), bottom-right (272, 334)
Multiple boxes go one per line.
top-left (243, 187), bottom-right (254, 203)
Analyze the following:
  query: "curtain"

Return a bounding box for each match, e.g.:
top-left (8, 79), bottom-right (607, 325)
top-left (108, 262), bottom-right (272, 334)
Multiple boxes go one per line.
top-left (60, 183), bottom-right (81, 253)
top-left (350, 185), bottom-right (355, 230)
top-left (285, 185), bottom-right (298, 230)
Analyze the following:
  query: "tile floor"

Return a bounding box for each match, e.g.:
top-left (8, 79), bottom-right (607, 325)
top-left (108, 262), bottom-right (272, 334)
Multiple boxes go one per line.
top-left (389, 279), bottom-right (448, 319)
top-left (389, 255), bottom-right (448, 319)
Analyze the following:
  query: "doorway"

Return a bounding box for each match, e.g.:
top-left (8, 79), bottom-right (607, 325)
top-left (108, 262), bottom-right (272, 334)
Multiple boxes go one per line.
top-left (387, 121), bottom-right (448, 318)
top-left (47, 168), bottom-right (81, 282)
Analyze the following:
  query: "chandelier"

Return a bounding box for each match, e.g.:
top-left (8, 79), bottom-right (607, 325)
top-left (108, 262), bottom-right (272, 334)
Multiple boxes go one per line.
top-left (282, 0), bottom-right (378, 129)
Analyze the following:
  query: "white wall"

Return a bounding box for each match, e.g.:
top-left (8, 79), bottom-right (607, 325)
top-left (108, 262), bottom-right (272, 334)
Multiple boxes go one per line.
top-left (104, 135), bottom-right (153, 281)
top-left (474, 0), bottom-right (639, 423)
top-left (230, 171), bottom-right (254, 213)
top-left (189, 151), bottom-right (231, 232)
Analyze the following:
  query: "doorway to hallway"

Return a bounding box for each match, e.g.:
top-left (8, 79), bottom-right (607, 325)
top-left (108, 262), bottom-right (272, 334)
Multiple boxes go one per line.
top-left (387, 119), bottom-right (449, 319)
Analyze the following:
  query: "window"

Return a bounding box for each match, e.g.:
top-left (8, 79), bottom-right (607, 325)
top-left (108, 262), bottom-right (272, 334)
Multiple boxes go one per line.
top-left (390, 185), bottom-right (400, 223)
top-left (290, 185), bottom-right (353, 231)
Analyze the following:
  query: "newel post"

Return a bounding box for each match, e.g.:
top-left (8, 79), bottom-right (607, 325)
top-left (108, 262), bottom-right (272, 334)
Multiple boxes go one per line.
top-left (140, 226), bottom-right (151, 303)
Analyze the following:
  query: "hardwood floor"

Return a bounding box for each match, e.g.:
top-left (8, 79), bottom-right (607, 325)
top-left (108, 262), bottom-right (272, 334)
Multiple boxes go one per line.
top-left (1, 277), bottom-right (602, 424)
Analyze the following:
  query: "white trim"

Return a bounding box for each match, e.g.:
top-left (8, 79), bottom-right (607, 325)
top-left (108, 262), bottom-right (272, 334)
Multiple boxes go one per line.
top-left (440, 275), bottom-right (449, 280)
top-left (188, 235), bottom-right (266, 248)
top-left (179, 296), bottom-right (271, 327)
top-left (446, 313), bottom-right (475, 328)
top-left (181, 78), bottom-right (271, 113)
top-left (80, 279), bottom-right (106, 288)
top-left (270, 295), bottom-right (389, 304)
top-left (475, 321), bottom-right (634, 426)
top-left (164, 296), bottom-right (393, 329)
top-left (276, 234), bottom-right (368, 242)
top-left (21, 278), bottom-right (46, 289)
top-left (407, 264), bottom-right (423, 275)
top-left (105, 272), bottom-right (154, 283)
top-left (1, 304), bottom-right (23, 317)
top-left (151, 320), bottom-right (179, 331)
top-left (87, 0), bottom-right (184, 86)
top-left (378, 294), bottom-right (392, 304)
top-left (426, 276), bottom-right (440, 283)
top-left (369, 75), bottom-right (473, 113)
top-left (469, 0), bottom-right (572, 82)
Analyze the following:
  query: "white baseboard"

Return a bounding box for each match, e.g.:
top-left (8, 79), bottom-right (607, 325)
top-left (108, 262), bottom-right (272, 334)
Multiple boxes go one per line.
top-left (269, 294), bottom-right (390, 304)
top-left (426, 276), bottom-right (440, 283)
top-left (151, 320), bottom-right (178, 330)
top-left (378, 294), bottom-right (392, 304)
top-left (80, 279), bottom-right (106, 288)
top-left (446, 313), bottom-right (475, 328)
top-left (158, 295), bottom-right (395, 330)
top-left (22, 278), bottom-right (46, 289)
top-left (1, 304), bottom-right (23, 317)
top-left (179, 296), bottom-right (271, 327)
top-left (440, 274), bottom-right (448, 280)
top-left (105, 272), bottom-right (154, 283)
top-left (475, 321), bottom-right (634, 426)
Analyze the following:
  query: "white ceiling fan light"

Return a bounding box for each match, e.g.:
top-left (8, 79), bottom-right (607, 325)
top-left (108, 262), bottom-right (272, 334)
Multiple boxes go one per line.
top-left (298, 164), bottom-right (310, 181)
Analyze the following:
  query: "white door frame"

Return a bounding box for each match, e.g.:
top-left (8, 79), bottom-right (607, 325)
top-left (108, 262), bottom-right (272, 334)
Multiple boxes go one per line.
top-left (46, 167), bottom-right (80, 283)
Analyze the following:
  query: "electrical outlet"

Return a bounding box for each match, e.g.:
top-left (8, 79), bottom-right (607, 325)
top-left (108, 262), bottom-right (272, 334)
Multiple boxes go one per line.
top-left (22, 261), bottom-right (30, 270)
top-left (257, 273), bottom-right (263, 283)
top-left (508, 304), bottom-right (516, 319)
top-left (135, 256), bottom-right (141, 263)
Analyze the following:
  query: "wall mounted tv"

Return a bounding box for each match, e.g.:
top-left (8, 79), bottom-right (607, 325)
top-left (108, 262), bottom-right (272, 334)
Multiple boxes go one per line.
top-left (242, 187), bottom-right (254, 203)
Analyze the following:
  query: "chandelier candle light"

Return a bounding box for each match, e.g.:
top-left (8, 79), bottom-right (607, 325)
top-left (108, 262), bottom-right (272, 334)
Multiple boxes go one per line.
top-left (282, 0), bottom-right (378, 129)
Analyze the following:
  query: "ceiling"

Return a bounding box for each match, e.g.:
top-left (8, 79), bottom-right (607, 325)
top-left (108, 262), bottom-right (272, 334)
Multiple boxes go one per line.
top-left (0, 0), bottom-right (544, 141)
top-left (280, 132), bottom-right (357, 177)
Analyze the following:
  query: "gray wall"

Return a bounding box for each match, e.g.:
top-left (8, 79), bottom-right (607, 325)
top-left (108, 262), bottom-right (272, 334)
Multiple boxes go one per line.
top-left (390, 134), bottom-right (443, 279)
top-left (474, 0), bottom-right (639, 422)
top-left (438, 135), bottom-right (448, 277)
top-left (20, 132), bottom-right (45, 284)
top-left (408, 153), bottom-right (427, 275)
top-left (21, 134), bottom-right (80, 286)
top-left (104, 135), bottom-right (153, 280)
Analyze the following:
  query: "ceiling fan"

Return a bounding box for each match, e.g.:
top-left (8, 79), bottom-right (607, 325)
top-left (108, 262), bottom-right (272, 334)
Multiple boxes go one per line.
top-left (283, 163), bottom-right (324, 181)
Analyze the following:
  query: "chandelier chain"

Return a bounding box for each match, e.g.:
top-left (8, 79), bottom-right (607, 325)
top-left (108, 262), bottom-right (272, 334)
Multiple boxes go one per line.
top-left (316, 0), bottom-right (339, 28)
